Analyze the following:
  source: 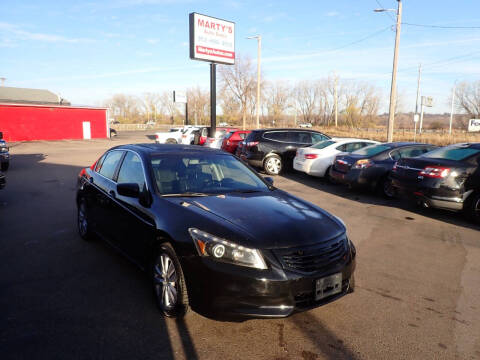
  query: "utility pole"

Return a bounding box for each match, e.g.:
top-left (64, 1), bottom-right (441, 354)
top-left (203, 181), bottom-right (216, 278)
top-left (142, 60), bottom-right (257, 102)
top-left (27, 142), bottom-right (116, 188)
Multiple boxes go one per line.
top-left (419, 96), bottom-right (425, 134)
top-left (334, 74), bottom-right (338, 127)
top-left (449, 83), bottom-right (456, 135)
top-left (247, 35), bottom-right (262, 129)
top-left (386, 0), bottom-right (402, 142)
top-left (414, 63), bottom-right (422, 139)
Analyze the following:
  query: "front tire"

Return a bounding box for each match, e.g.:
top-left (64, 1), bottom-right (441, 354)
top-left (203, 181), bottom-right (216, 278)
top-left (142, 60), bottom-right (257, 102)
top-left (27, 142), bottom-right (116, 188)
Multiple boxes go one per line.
top-left (264, 155), bottom-right (282, 175)
top-left (378, 176), bottom-right (395, 198)
top-left (152, 243), bottom-right (189, 318)
top-left (77, 198), bottom-right (94, 241)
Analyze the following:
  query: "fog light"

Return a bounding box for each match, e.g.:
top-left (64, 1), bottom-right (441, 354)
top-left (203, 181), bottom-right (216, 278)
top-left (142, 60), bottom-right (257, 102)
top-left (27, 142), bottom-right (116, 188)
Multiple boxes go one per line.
top-left (212, 244), bottom-right (225, 258)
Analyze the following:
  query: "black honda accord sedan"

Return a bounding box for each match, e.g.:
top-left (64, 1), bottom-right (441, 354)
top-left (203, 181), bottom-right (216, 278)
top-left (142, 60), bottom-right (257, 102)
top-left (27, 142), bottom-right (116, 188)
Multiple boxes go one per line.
top-left (76, 144), bottom-right (355, 319)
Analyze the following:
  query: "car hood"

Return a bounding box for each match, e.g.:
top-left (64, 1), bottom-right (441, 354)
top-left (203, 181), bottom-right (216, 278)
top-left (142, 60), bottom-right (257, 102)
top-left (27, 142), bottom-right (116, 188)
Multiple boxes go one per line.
top-left (166, 190), bottom-right (345, 249)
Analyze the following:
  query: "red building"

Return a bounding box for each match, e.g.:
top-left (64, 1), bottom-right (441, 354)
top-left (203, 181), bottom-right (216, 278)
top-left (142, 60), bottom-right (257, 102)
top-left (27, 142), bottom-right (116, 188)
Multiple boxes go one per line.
top-left (0, 87), bottom-right (108, 142)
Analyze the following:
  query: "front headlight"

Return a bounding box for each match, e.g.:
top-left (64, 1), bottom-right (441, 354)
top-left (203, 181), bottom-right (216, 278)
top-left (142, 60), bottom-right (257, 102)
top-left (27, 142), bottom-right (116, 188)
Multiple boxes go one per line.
top-left (188, 228), bottom-right (267, 270)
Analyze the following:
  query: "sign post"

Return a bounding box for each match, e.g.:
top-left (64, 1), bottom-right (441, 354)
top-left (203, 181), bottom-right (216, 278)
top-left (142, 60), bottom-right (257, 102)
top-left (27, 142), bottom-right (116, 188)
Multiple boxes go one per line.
top-left (189, 12), bottom-right (235, 137)
top-left (419, 96), bottom-right (433, 134)
top-left (173, 91), bottom-right (188, 125)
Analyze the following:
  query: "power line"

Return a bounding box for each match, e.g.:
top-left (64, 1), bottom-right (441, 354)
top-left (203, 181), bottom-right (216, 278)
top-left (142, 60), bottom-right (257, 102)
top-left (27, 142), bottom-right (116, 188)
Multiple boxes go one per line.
top-left (263, 26), bottom-right (392, 57)
top-left (375, 0), bottom-right (396, 22)
top-left (398, 50), bottom-right (480, 74)
top-left (402, 22), bottom-right (480, 29)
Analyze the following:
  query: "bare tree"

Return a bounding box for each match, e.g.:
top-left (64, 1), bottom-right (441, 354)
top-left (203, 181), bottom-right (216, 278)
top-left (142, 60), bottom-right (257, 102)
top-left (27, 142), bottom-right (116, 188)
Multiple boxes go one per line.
top-left (219, 55), bottom-right (257, 130)
top-left (455, 80), bottom-right (480, 118)
top-left (265, 80), bottom-right (290, 126)
top-left (294, 80), bottom-right (318, 124)
top-left (141, 92), bottom-right (162, 123)
top-left (103, 94), bottom-right (140, 123)
top-left (342, 81), bottom-right (381, 128)
top-left (186, 86), bottom-right (210, 125)
top-left (160, 91), bottom-right (179, 125)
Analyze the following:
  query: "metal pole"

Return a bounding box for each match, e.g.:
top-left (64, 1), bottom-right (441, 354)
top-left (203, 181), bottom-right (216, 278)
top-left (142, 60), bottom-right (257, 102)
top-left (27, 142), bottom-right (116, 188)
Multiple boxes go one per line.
top-left (449, 83), bottom-right (456, 135)
top-left (334, 75), bottom-right (338, 127)
top-left (419, 100), bottom-right (424, 134)
top-left (414, 64), bottom-right (422, 115)
top-left (185, 102), bottom-right (188, 126)
top-left (255, 36), bottom-right (262, 129)
top-left (210, 63), bottom-right (216, 137)
top-left (386, 0), bottom-right (402, 142)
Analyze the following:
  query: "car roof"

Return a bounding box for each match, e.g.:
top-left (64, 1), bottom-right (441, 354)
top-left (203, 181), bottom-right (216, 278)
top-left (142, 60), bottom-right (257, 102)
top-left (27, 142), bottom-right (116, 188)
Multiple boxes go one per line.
top-left (381, 142), bottom-right (431, 148)
top-left (113, 143), bottom-right (227, 156)
top-left (330, 137), bottom-right (378, 142)
top-left (253, 128), bottom-right (325, 133)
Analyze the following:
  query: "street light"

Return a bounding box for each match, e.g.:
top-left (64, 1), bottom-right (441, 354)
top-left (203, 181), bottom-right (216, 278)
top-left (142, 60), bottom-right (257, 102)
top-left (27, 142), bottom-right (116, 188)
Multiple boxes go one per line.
top-left (247, 35), bottom-right (261, 129)
top-left (375, 0), bottom-right (402, 142)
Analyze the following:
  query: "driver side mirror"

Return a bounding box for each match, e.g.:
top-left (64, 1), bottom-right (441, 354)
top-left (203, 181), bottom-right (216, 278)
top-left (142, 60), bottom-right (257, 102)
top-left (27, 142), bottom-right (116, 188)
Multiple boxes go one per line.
top-left (264, 176), bottom-right (274, 185)
top-left (117, 183), bottom-right (140, 198)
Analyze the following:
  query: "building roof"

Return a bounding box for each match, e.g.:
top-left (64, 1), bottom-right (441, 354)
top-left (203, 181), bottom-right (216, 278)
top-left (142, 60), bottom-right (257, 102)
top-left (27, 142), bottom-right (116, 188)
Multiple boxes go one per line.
top-left (0, 86), bottom-right (70, 105)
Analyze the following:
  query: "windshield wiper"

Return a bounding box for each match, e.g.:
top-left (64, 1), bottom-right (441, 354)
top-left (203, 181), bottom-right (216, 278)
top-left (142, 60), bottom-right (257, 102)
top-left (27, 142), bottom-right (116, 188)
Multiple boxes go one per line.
top-left (161, 192), bottom-right (211, 197)
top-left (228, 189), bottom-right (263, 194)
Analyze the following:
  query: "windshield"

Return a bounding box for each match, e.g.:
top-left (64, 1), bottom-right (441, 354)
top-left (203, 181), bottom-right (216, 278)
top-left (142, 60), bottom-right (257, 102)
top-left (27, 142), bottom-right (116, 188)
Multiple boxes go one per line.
top-left (423, 146), bottom-right (480, 161)
top-left (150, 154), bottom-right (270, 195)
top-left (311, 140), bottom-right (336, 149)
top-left (352, 144), bottom-right (390, 157)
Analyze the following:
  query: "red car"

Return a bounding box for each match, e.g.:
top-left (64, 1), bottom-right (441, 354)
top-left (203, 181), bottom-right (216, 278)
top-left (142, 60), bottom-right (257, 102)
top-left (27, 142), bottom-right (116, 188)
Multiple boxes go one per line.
top-left (221, 130), bottom-right (251, 154)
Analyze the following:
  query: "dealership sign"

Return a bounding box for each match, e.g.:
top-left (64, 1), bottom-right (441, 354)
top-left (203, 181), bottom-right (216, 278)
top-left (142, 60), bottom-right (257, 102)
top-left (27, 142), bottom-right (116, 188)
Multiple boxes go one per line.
top-left (189, 13), bottom-right (235, 65)
top-left (468, 119), bottom-right (480, 132)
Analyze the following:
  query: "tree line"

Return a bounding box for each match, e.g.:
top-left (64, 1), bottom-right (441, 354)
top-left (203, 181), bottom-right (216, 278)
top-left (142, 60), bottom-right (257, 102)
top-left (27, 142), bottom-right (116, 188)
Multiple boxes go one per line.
top-left (103, 55), bottom-right (480, 129)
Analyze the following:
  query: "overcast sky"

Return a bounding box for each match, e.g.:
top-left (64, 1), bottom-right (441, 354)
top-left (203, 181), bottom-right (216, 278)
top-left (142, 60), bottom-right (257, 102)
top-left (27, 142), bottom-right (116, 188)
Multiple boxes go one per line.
top-left (1, 0), bottom-right (480, 113)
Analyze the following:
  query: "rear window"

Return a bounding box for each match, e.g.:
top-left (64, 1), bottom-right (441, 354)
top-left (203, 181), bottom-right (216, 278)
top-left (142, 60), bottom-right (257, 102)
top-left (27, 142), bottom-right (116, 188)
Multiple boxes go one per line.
top-left (352, 144), bottom-right (390, 157)
top-left (311, 140), bottom-right (336, 149)
top-left (224, 131), bottom-right (235, 140)
top-left (424, 146), bottom-right (480, 161)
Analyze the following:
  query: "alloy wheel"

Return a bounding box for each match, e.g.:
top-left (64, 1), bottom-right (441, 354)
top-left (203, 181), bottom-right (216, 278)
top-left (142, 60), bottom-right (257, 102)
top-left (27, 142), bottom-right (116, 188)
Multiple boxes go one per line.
top-left (383, 179), bottom-right (395, 198)
top-left (78, 202), bottom-right (88, 237)
top-left (154, 254), bottom-right (178, 310)
top-left (265, 157), bottom-right (281, 175)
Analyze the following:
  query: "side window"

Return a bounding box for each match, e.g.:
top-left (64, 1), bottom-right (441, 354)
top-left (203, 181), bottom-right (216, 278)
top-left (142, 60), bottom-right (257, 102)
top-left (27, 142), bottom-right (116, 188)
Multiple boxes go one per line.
top-left (311, 133), bottom-right (328, 144)
top-left (336, 144), bottom-right (347, 152)
top-left (343, 143), bottom-right (360, 152)
top-left (264, 131), bottom-right (288, 142)
top-left (239, 132), bottom-right (247, 139)
top-left (117, 152), bottom-right (146, 190)
top-left (390, 149), bottom-right (401, 161)
top-left (399, 147), bottom-right (423, 158)
top-left (95, 154), bottom-right (106, 172)
top-left (99, 151), bottom-right (124, 180)
top-left (289, 132), bottom-right (311, 144)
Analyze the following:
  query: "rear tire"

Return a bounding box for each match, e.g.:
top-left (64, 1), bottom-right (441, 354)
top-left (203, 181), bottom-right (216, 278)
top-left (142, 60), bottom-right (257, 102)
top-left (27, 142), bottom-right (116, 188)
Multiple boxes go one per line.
top-left (325, 166), bottom-right (333, 184)
top-left (166, 138), bottom-right (177, 144)
top-left (152, 242), bottom-right (189, 318)
top-left (378, 176), bottom-right (395, 198)
top-left (263, 155), bottom-right (282, 175)
top-left (465, 192), bottom-right (480, 224)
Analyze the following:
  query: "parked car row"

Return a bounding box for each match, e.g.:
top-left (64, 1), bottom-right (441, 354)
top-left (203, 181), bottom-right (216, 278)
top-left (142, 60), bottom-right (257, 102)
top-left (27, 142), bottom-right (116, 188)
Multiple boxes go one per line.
top-left (292, 138), bottom-right (480, 224)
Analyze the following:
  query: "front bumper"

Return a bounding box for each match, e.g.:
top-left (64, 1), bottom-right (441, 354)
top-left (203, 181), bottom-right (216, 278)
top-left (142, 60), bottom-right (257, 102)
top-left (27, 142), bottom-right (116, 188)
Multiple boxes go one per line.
top-left (182, 249), bottom-right (356, 319)
top-left (0, 152), bottom-right (9, 163)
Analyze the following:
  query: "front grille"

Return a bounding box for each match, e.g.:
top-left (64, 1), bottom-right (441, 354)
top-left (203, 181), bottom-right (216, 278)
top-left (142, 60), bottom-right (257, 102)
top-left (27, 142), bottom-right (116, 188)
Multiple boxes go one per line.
top-left (274, 236), bottom-right (348, 274)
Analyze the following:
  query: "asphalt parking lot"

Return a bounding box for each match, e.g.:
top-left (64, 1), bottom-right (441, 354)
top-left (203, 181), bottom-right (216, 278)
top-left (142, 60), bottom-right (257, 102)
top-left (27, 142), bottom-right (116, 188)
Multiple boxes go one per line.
top-left (1, 131), bottom-right (479, 360)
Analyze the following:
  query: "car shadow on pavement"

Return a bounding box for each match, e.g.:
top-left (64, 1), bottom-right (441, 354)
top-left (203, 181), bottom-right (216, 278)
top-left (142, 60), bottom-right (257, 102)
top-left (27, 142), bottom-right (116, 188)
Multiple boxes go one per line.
top-left (280, 170), bottom-right (480, 232)
top-left (288, 312), bottom-right (359, 360)
top-left (0, 153), bottom-right (198, 360)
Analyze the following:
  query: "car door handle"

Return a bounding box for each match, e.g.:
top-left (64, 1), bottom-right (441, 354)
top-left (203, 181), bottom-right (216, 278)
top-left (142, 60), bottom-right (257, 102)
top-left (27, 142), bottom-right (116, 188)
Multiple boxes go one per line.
top-left (109, 190), bottom-right (116, 198)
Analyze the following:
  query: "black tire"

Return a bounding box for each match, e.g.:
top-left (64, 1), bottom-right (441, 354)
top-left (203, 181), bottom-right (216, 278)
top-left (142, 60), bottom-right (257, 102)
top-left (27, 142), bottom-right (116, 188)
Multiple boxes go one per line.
top-left (77, 198), bottom-right (95, 241)
top-left (263, 155), bottom-right (282, 175)
top-left (465, 192), bottom-right (480, 224)
top-left (166, 138), bottom-right (177, 144)
top-left (378, 176), bottom-right (395, 198)
top-left (1, 162), bottom-right (9, 171)
top-left (152, 242), bottom-right (189, 318)
top-left (325, 166), bottom-right (333, 184)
